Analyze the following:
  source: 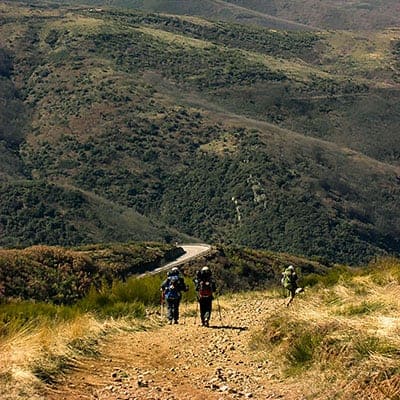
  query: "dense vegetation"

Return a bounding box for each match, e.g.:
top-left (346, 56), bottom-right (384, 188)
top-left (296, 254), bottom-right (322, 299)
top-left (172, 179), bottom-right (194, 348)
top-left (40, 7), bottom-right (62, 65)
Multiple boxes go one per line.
top-left (0, 47), bottom-right (27, 179)
top-left (50, 0), bottom-right (400, 30)
top-left (0, 2), bottom-right (399, 264)
top-left (0, 180), bottom-right (184, 247)
top-left (0, 242), bottom-right (182, 304)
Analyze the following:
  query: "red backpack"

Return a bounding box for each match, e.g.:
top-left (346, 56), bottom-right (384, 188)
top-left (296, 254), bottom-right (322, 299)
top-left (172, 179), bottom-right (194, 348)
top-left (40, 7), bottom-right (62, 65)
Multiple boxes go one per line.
top-left (198, 280), bottom-right (213, 298)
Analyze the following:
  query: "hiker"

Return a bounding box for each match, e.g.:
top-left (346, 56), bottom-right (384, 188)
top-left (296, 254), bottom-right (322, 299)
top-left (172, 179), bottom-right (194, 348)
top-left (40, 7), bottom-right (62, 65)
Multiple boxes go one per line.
top-left (160, 267), bottom-right (188, 324)
top-left (281, 265), bottom-right (299, 307)
top-left (194, 266), bottom-right (216, 327)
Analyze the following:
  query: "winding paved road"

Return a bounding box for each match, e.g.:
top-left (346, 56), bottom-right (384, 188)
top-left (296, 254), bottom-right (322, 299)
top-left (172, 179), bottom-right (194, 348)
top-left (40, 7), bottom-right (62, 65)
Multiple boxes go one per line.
top-left (139, 243), bottom-right (211, 277)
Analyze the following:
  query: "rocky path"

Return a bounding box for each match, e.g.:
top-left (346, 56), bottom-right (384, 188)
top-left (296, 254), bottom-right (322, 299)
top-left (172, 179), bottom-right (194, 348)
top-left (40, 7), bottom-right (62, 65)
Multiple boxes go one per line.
top-left (44, 292), bottom-right (298, 400)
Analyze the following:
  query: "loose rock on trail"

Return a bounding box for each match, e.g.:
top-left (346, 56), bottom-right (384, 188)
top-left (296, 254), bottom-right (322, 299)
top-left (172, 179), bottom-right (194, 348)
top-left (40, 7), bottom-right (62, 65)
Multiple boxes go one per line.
top-left (43, 291), bottom-right (304, 400)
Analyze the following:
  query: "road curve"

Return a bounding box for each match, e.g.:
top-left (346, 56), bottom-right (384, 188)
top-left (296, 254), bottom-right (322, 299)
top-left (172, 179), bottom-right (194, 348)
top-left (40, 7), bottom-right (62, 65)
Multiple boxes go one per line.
top-left (138, 243), bottom-right (211, 277)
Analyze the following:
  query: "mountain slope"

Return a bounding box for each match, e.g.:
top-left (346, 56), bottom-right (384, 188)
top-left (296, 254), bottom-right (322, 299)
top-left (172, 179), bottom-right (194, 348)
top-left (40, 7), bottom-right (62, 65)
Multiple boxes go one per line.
top-left (0, 49), bottom-right (27, 180)
top-left (0, 3), bottom-right (400, 263)
top-left (49, 0), bottom-right (400, 30)
top-left (113, 0), bottom-right (318, 30)
top-left (0, 180), bottom-right (194, 247)
top-left (223, 0), bottom-right (400, 30)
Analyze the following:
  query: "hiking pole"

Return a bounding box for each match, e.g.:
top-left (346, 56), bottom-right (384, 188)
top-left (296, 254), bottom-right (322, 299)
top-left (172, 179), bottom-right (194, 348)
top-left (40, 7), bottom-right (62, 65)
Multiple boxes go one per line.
top-left (160, 290), bottom-right (165, 318)
top-left (194, 298), bottom-right (199, 325)
top-left (182, 293), bottom-right (187, 325)
top-left (216, 294), bottom-right (223, 325)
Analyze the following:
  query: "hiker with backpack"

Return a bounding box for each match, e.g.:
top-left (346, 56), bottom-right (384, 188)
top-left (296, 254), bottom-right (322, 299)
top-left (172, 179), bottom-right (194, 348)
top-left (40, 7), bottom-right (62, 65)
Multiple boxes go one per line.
top-left (194, 266), bottom-right (216, 327)
top-left (281, 264), bottom-right (302, 307)
top-left (160, 267), bottom-right (188, 324)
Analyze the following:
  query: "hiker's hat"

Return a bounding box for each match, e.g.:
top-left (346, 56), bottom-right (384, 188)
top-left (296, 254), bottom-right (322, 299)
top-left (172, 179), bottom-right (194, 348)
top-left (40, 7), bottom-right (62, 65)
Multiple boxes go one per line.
top-left (287, 265), bottom-right (294, 271)
top-left (171, 267), bottom-right (179, 275)
top-left (201, 266), bottom-right (210, 272)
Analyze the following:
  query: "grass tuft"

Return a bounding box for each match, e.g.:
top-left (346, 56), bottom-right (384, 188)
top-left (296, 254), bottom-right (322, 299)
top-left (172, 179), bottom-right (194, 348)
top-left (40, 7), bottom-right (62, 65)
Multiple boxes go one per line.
top-left (251, 258), bottom-right (400, 396)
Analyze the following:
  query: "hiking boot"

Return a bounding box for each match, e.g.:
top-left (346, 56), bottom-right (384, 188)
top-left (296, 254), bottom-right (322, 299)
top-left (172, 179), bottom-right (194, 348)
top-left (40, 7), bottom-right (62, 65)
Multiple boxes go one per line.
top-left (204, 320), bottom-right (209, 327)
top-left (168, 319), bottom-right (173, 325)
top-left (174, 320), bottom-right (179, 324)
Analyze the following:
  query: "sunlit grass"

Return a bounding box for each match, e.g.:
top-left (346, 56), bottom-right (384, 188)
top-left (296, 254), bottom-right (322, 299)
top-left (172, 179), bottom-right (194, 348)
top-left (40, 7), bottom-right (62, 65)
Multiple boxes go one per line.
top-left (0, 314), bottom-right (105, 398)
top-left (2, 248), bottom-right (400, 400)
top-left (250, 257), bottom-right (400, 398)
top-left (41, 15), bottom-right (107, 39)
top-left (0, 266), bottom-right (187, 397)
top-left (137, 26), bottom-right (211, 48)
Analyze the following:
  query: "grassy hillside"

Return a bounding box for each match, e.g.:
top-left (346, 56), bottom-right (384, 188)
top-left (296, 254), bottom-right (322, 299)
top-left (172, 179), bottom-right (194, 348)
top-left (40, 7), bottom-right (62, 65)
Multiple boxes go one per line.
top-left (1, 243), bottom-right (400, 399)
top-left (49, 0), bottom-right (400, 30)
top-left (0, 48), bottom-right (27, 180)
top-left (224, 0), bottom-right (400, 30)
top-left (251, 257), bottom-right (400, 398)
top-left (46, 0), bottom-right (317, 30)
top-left (0, 2), bottom-right (400, 263)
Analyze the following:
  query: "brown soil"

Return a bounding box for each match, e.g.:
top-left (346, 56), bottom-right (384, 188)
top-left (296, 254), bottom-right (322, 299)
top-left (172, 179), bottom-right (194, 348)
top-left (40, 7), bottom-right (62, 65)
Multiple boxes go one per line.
top-left (43, 293), bottom-right (300, 400)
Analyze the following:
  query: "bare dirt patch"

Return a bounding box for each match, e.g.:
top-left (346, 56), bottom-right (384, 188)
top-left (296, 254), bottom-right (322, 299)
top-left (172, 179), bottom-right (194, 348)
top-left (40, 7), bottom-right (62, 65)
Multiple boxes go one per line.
top-left (42, 292), bottom-right (299, 400)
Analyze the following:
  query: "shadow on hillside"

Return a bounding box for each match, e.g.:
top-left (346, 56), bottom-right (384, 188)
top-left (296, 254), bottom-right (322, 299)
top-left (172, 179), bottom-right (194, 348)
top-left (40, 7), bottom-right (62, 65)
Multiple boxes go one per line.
top-left (209, 325), bottom-right (248, 331)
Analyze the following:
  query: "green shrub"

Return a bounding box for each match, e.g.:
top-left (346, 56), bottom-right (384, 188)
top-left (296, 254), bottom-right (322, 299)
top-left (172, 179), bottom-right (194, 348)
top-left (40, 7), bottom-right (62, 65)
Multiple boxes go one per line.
top-left (301, 265), bottom-right (354, 288)
top-left (286, 330), bottom-right (322, 369)
top-left (300, 273), bottom-right (321, 288)
top-left (32, 354), bottom-right (73, 384)
top-left (77, 285), bottom-right (112, 310)
top-left (95, 301), bottom-right (145, 319)
top-left (111, 275), bottom-right (163, 305)
top-left (0, 301), bottom-right (81, 337)
top-left (336, 301), bottom-right (384, 316)
top-left (353, 335), bottom-right (398, 360)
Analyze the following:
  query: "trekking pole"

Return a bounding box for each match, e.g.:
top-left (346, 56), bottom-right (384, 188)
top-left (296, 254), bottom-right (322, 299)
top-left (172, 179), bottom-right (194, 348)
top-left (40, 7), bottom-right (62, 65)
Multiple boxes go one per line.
top-left (160, 290), bottom-right (165, 318)
top-left (182, 293), bottom-right (187, 325)
top-left (194, 299), bottom-right (199, 325)
top-left (216, 294), bottom-right (223, 325)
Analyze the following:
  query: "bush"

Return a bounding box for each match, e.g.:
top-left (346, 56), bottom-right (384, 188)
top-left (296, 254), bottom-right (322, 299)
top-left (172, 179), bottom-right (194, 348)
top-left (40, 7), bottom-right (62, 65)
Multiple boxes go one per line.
top-left (0, 246), bottom-right (98, 304)
top-left (0, 242), bottom-right (179, 304)
top-left (0, 301), bottom-right (81, 337)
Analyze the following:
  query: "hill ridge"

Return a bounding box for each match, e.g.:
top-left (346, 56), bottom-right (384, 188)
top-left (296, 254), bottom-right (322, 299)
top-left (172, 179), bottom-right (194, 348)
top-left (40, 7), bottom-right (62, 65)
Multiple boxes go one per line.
top-left (212, 0), bottom-right (320, 30)
top-left (150, 76), bottom-right (400, 173)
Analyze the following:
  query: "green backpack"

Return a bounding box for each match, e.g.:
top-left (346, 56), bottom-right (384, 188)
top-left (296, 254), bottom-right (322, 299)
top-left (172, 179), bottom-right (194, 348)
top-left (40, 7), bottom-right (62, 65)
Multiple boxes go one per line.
top-left (281, 269), bottom-right (296, 289)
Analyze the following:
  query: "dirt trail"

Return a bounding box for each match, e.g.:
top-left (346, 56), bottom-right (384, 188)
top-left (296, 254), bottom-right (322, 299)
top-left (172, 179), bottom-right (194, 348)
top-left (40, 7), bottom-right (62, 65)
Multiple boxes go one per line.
top-left (44, 293), bottom-right (298, 400)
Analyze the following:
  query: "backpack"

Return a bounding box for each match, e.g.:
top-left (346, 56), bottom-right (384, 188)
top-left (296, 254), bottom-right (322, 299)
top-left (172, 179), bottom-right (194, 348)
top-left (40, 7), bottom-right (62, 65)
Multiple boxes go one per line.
top-left (281, 270), bottom-right (296, 289)
top-left (198, 280), bottom-right (213, 299)
top-left (165, 275), bottom-right (180, 300)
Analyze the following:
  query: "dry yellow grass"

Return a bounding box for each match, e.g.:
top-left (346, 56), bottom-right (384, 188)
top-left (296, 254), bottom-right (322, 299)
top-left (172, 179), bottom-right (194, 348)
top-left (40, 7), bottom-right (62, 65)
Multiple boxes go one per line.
top-left (41, 14), bottom-right (106, 37)
top-left (137, 26), bottom-right (212, 48)
top-left (251, 258), bottom-right (400, 399)
top-left (2, 258), bottom-right (400, 399)
top-left (199, 132), bottom-right (240, 155)
top-left (318, 29), bottom-right (400, 87)
top-left (0, 314), bottom-right (114, 399)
